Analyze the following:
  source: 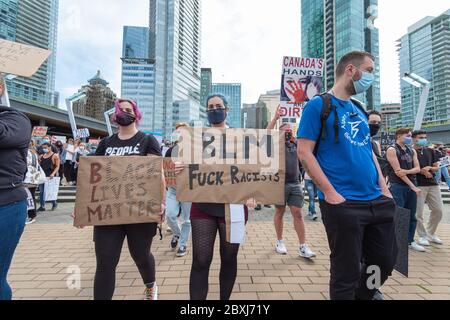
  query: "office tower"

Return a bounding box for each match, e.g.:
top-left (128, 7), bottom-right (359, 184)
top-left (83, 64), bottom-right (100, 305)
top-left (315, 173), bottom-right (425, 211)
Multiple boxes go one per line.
top-left (200, 67), bottom-right (212, 120)
top-left (0, 0), bottom-right (18, 41)
top-left (398, 9), bottom-right (450, 127)
top-left (212, 83), bottom-right (242, 128)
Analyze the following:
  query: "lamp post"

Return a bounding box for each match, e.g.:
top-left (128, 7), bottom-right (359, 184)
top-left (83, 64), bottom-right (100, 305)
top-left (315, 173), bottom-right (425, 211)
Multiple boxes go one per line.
top-left (401, 73), bottom-right (431, 131)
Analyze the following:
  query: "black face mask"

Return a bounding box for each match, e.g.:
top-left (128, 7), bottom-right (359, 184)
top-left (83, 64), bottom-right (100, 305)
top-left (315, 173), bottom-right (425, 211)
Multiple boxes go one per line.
top-left (369, 124), bottom-right (381, 137)
top-left (207, 109), bottom-right (227, 125)
top-left (115, 112), bottom-right (136, 127)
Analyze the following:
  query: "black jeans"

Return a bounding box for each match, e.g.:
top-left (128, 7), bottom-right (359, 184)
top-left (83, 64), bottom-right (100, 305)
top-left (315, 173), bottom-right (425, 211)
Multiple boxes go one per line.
top-left (320, 196), bottom-right (398, 300)
top-left (93, 223), bottom-right (157, 300)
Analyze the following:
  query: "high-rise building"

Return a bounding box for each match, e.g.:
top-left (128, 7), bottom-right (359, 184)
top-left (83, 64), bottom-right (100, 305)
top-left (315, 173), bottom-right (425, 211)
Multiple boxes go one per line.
top-left (212, 83), bottom-right (242, 128)
top-left (149, 0), bottom-right (202, 138)
top-left (398, 9), bottom-right (450, 127)
top-left (301, 0), bottom-right (381, 110)
top-left (72, 70), bottom-right (117, 121)
top-left (121, 26), bottom-right (155, 133)
top-left (0, 0), bottom-right (18, 41)
top-left (3, 0), bottom-right (59, 106)
top-left (380, 103), bottom-right (401, 130)
top-left (200, 68), bottom-right (212, 119)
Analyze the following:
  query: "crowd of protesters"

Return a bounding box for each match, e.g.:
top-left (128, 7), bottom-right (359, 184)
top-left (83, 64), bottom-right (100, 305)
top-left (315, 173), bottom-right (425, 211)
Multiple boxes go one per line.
top-left (1, 50), bottom-right (448, 302)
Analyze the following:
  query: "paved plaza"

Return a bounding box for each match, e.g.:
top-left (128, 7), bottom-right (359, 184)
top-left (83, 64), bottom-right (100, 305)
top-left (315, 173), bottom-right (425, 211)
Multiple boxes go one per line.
top-left (8, 204), bottom-right (450, 300)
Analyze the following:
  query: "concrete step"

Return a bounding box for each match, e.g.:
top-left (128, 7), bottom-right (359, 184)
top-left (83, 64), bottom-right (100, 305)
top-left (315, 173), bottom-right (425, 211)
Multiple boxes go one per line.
top-left (35, 187), bottom-right (450, 204)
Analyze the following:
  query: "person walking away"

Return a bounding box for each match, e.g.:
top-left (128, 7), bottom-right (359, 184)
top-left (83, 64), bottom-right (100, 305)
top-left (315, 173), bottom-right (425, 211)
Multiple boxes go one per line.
top-left (64, 138), bottom-right (75, 185)
top-left (37, 143), bottom-right (60, 212)
top-left (412, 130), bottom-right (443, 247)
top-left (267, 107), bottom-right (316, 258)
top-left (0, 105), bottom-right (32, 300)
top-left (165, 123), bottom-right (192, 258)
top-left (298, 51), bottom-right (398, 300)
top-left (55, 140), bottom-right (65, 185)
top-left (386, 128), bottom-right (423, 252)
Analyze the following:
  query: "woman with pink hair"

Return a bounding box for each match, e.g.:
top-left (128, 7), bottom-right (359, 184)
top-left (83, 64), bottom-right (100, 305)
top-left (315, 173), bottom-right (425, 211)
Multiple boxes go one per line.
top-left (73, 99), bottom-right (165, 300)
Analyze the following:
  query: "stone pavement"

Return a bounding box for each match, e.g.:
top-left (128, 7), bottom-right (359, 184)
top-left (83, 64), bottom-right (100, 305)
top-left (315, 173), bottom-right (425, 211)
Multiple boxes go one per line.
top-left (8, 204), bottom-right (450, 300)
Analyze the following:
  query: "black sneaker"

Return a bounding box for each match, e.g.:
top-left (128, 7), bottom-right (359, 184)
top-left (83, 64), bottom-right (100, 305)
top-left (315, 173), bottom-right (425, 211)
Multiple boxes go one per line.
top-left (37, 207), bottom-right (46, 212)
top-left (264, 205), bottom-right (272, 208)
top-left (170, 236), bottom-right (179, 250)
top-left (254, 204), bottom-right (262, 211)
top-left (51, 203), bottom-right (58, 211)
top-left (176, 246), bottom-right (187, 257)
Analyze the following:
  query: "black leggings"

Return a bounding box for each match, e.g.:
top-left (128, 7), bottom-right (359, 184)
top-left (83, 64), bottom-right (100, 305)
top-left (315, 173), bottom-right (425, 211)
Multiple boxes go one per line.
top-left (93, 223), bottom-right (157, 300)
top-left (190, 219), bottom-right (240, 300)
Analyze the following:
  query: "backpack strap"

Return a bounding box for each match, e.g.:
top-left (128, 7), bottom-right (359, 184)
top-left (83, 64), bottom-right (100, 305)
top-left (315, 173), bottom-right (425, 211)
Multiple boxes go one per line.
top-left (313, 93), bottom-right (337, 155)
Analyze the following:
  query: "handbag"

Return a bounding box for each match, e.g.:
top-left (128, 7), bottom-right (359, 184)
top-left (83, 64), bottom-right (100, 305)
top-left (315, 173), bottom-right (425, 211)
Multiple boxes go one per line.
top-left (24, 152), bottom-right (47, 187)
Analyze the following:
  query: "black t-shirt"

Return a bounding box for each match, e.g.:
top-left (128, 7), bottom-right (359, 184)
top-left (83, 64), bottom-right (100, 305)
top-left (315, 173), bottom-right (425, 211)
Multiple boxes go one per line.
top-left (416, 147), bottom-right (439, 187)
top-left (285, 142), bottom-right (300, 183)
top-left (388, 144), bottom-right (417, 186)
top-left (96, 131), bottom-right (162, 157)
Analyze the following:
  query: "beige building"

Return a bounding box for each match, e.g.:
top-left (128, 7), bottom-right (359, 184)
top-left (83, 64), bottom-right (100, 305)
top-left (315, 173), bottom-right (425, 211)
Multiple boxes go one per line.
top-left (381, 103), bottom-right (401, 130)
top-left (73, 70), bottom-right (117, 121)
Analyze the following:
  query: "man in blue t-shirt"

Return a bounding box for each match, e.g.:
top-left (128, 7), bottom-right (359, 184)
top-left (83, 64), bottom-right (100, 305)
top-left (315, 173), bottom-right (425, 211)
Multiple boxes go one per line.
top-left (297, 51), bottom-right (397, 300)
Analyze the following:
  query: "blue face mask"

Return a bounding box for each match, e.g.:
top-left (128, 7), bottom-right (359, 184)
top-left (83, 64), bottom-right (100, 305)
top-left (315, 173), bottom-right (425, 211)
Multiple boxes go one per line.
top-left (404, 136), bottom-right (413, 146)
top-left (353, 71), bottom-right (375, 95)
top-left (417, 138), bottom-right (428, 147)
top-left (207, 108), bottom-right (227, 125)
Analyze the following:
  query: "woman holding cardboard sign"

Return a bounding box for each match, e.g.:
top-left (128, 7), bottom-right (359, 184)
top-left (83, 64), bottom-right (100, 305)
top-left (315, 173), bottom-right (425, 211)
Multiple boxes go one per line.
top-left (175, 94), bottom-right (257, 300)
top-left (72, 99), bottom-right (165, 300)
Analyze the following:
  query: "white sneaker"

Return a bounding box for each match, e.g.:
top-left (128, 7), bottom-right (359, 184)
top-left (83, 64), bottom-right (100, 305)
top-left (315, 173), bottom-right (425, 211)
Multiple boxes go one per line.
top-left (299, 244), bottom-right (316, 259)
top-left (409, 241), bottom-right (426, 252)
top-left (25, 218), bottom-right (36, 225)
top-left (428, 235), bottom-right (443, 245)
top-left (144, 285), bottom-right (158, 300)
top-left (275, 240), bottom-right (288, 255)
top-left (418, 237), bottom-right (430, 247)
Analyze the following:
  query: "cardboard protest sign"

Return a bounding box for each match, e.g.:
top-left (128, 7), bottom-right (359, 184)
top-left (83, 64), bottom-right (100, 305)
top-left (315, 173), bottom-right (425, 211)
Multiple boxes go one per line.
top-left (75, 128), bottom-right (90, 139)
top-left (394, 207), bottom-right (410, 277)
top-left (0, 39), bottom-right (51, 77)
top-left (44, 177), bottom-right (60, 202)
top-left (74, 156), bottom-right (163, 227)
top-left (32, 126), bottom-right (48, 137)
top-left (163, 158), bottom-right (177, 187)
top-left (175, 128), bottom-right (285, 205)
top-left (280, 56), bottom-right (324, 124)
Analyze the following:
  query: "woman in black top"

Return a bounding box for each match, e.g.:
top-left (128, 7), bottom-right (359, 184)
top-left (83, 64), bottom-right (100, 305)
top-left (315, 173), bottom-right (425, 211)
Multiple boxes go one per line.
top-left (177, 94), bottom-right (256, 300)
top-left (38, 143), bottom-right (60, 211)
top-left (73, 99), bottom-right (164, 300)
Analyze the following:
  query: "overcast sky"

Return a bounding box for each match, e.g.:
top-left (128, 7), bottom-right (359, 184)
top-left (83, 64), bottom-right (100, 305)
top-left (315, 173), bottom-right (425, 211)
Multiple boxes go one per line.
top-left (55, 0), bottom-right (450, 107)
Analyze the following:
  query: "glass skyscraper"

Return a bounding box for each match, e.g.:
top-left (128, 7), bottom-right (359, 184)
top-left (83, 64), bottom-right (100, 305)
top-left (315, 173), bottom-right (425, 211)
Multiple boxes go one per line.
top-left (121, 26), bottom-right (155, 133)
top-left (200, 68), bottom-right (212, 121)
top-left (0, 0), bottom-right (18, 41)
top-left (149, 0), bottom-right (202, 138)
top-left (212, 83), bottom-right (242, 128)
top-left (3, 0), bottom-right (59, 106)
top-left (398, 9), bottom-right (450, 127)
top-left (301, 0), bottom-right (381, 110)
